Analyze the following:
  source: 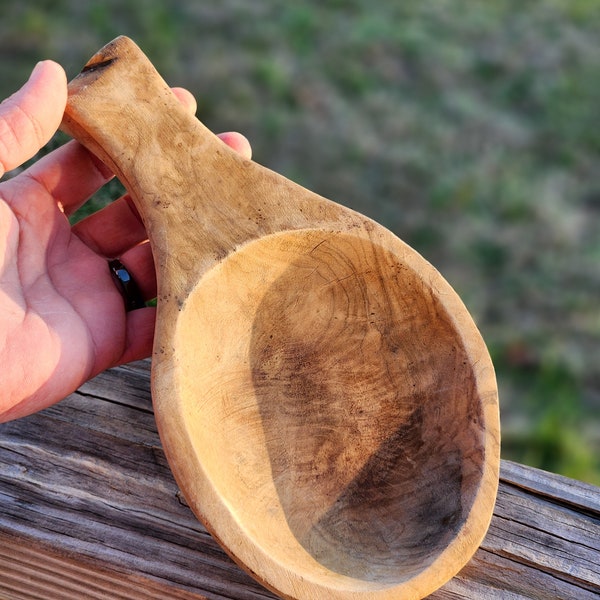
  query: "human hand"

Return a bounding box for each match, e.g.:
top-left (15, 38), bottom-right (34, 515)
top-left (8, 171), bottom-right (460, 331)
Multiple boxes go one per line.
top-left (0, 61), bottom-right (251, 422)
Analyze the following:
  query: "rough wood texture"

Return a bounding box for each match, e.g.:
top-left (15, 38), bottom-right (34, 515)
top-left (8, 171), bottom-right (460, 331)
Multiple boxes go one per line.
top-left (60, 36), bottom-right (500, 600)
top-left (0, 360), bottom-right (598, 599)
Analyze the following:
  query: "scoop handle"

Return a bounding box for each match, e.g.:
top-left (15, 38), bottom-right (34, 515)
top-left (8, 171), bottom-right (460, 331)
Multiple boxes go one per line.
top-left (61, 36), bottom-right (351, 296)
top-left (61, 37), bottom-right (244, 284)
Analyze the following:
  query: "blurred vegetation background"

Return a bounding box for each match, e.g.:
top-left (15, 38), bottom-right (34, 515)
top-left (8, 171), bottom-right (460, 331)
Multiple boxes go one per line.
top-left (1, 0), bottom-right (598, 484)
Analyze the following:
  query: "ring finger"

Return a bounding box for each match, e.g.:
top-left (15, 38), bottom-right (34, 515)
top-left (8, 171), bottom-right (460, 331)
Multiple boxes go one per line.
top-left (117, 240), bottom-right (156, 301)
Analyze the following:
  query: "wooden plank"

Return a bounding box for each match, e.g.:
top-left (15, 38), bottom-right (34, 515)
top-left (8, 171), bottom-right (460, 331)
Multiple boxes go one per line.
top-left (0, 362), bottom-right (274, 600)
top-left (0, 532), bottom-right (207, 600)
top-left (0, 360), bottom-right (598, 599)
top-left (500, 459), bottom-right (600, 515)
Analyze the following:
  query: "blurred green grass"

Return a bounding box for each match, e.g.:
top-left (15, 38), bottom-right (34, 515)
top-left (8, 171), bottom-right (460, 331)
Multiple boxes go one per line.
top-left (1, 0), bottom-right (598, 484)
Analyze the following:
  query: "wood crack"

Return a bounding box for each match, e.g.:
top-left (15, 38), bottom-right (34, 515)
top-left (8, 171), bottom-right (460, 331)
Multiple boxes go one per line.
top-left (72, 388), bottom-right (155, 416)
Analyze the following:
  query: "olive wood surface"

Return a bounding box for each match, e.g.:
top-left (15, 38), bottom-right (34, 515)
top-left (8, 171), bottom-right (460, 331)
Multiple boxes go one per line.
top-left (60, 36), bottom-right (500, 600)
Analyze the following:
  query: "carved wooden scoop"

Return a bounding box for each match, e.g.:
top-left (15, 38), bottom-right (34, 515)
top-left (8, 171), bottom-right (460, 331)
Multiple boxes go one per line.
top-left (61, 36), bottom-right (500, 600)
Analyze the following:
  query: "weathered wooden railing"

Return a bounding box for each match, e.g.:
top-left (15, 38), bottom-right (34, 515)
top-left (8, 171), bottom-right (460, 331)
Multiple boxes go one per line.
top-left (1, 359), bottom-right (598, 599)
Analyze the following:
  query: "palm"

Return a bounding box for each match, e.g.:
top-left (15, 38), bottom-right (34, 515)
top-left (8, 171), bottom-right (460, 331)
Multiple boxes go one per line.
top-left (1, 168), bottom-right (136, 417)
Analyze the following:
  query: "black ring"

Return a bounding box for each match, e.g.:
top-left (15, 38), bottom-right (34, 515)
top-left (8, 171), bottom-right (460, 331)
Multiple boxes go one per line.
top-left (108, 259), bottom-right (146, 312)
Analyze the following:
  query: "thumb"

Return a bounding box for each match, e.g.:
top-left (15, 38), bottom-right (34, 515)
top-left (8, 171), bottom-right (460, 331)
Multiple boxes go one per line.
top-left (0, 60), bottom-right (67, 178)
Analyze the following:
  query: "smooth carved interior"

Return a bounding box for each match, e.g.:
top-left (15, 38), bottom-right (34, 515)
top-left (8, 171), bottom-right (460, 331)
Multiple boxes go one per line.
top-left (176, 229), bottom-right (485, 586)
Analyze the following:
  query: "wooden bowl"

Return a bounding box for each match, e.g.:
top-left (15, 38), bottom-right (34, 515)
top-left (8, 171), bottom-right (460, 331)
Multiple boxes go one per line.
top-left (62, 36), bottom-right (500, 600)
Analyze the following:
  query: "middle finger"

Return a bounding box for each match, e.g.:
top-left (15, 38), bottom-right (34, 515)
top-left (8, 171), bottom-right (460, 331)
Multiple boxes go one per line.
top-left (72, 193), bottom-right (146, 258)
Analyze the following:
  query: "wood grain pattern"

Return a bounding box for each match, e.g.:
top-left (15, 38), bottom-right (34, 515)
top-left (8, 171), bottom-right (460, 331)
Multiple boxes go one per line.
top-left (0, 533), bottom-right (206, 600)
top-left (0, 360), bottom-right (598, 599)
top-left (60, 36), bottom-right (500, 599)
